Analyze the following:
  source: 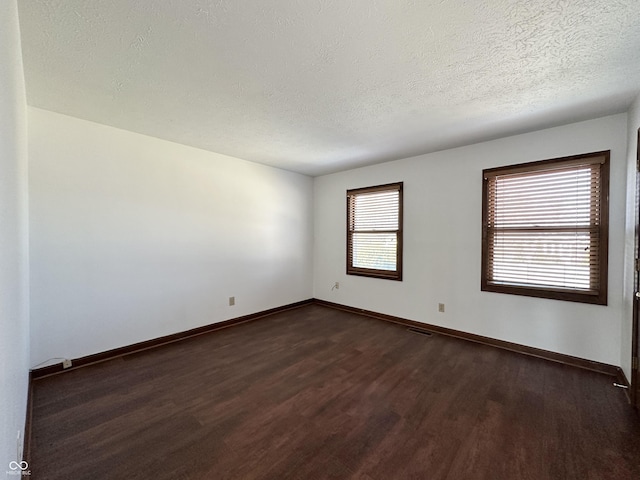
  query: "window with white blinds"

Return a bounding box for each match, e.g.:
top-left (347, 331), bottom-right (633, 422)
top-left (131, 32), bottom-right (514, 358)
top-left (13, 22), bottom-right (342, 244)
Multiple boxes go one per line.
top-left (482, 152), bottom-right (609, 304)
top-left (347, 182), bottom-right (403, 280)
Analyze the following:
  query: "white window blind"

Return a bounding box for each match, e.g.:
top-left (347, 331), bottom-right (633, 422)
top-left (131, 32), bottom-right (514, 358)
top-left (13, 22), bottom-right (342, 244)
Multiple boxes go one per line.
top-left (347, 183), bottom-right (402, 280)
top-left (482, 152), bottom-right (609, 304)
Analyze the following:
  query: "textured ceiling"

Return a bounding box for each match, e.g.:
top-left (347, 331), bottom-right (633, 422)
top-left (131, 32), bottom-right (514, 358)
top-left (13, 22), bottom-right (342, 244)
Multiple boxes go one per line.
top-left (18, 0), bottom-right (640, 176)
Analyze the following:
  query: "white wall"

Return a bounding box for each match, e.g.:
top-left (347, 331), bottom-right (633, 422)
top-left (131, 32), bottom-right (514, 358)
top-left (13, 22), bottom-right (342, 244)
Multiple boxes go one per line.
top-left (621, 93), bottom-right (640, 381)
top-left (314, 114), bottom-right (628, 366)
top-left (0, 0), bottom-right (30, 471)
top-left (29, 108), bottom-right (313, 367)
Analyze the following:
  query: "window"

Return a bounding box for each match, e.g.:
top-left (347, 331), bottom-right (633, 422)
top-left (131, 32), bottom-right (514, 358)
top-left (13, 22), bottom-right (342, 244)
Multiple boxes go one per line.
top-left (481, 151), bottom-right (609, 305)
top-left (347, 182), bottom-right (403, 280)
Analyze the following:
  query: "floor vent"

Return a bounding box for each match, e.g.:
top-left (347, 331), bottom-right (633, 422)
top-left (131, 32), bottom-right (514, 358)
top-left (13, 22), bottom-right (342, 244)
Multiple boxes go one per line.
top-left (407, 328), bottom-right (433, 337)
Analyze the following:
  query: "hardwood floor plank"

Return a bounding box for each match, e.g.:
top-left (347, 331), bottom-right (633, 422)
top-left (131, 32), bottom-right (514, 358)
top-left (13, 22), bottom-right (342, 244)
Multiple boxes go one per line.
top-left (29, 304), bottom-right (640, 479)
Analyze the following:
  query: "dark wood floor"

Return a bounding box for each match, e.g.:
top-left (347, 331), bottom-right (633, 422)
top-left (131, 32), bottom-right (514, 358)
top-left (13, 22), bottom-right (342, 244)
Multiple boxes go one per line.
top-left (30, 304), bottom-right (640, 479)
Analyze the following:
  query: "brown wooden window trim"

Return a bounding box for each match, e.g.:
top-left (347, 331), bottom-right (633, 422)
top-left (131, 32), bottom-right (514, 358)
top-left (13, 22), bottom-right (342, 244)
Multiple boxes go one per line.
top-left (347, 182), bottom-right (403, 281)
top-left (481, 151), bottom-right (609, 305)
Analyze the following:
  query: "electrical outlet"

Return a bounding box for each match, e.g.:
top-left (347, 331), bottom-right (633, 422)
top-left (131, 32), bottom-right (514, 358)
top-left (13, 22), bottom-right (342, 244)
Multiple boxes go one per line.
top-left (62, 359), bottom-right (72, 369)
top-left (229, 296), bottom-right (235, 306)
top-left (438, 303), bottom-right (445, 313)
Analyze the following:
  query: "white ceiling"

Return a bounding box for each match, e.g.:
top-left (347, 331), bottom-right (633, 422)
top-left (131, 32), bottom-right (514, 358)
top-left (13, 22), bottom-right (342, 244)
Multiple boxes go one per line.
top-left (18, 1), bottom-right (640, 176)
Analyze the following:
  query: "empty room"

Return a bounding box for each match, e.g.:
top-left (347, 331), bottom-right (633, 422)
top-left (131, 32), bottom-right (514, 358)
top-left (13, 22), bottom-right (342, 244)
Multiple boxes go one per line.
top-left (3, 1), bottom-right (640, 479)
